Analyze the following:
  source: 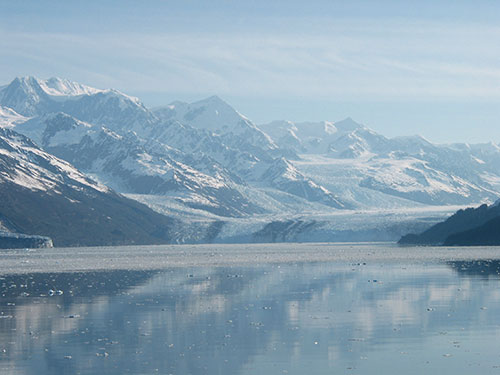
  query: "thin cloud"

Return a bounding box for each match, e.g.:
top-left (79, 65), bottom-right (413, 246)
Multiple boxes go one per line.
top-left (1, 20), bottom-right (500, 101)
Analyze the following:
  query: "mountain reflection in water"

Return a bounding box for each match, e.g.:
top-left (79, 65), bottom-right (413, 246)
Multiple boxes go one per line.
top-left (1, 261), bottom-right (500, 375)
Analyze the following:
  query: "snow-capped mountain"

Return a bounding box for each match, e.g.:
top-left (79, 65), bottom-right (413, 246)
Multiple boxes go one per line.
top-left (144, 121), bottom-right (343, 207)
top-left (0, 76), bottom-right (102, 116)
top-left (0, 127), bottom-right (178, 246)
top-left (260, 117), bottom-right (385, 157)
top-left (0, 76), bottom-right (52, 117)
top-left (37, 76), bottom-right (103, 97)
top-left (3, 75), bottom-right (500, 244)
top-left (0, 77), bottom-right (341, 211)
top-left (17, 112), bottom-right (262, 217)
top-left (0, 76), bottom-right (154, 132)
top-left (261, 118), bottom-right (500, 206)
top-left (153, 96), bottom-right (279, 159)
top-left (150, 96), bottom-right (344, 206)
top-left (0, 126), bottom-right (108, 194)
top-left (255, 157), bottom-right (345, 208)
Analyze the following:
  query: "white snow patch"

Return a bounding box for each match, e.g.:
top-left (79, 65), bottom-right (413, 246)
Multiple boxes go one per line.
top-left (38, 77), bottom-right (103, 97)
top-left (0, 106), bottom-right (29, 129)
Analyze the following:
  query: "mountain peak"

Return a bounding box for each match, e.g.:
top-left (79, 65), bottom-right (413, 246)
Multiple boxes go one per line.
top-left (195, 95), bottom-right (232, 108)
top-left (206, 94), bottom-right (223, 102)
top-left (6, 76), bottom-right (103, 98)
top-left (39, 77), bottom-right (103, 97)
top-left (0, 77), bottom-right (48, 116)
top-left (334, 117), bottom-right (363, 131)
top-left (100, 88), bottom-right (142, 105)
top-left (14, 76), bottom-right (39, 84)
top-left (9, 76), bottom-right (44, 93)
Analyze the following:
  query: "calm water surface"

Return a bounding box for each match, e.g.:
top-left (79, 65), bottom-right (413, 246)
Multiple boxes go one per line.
top-left (1, 245), bottom-right (500, 374)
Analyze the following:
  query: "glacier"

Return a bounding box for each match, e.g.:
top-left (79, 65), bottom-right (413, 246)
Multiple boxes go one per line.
top-left (1, 76), bottom-right (499, 243)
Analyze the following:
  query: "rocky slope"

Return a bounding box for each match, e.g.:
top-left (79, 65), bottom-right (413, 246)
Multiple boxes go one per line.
top-left (399, 202), bottom-right (500, 245)
top-left (0, 127), bottom-right (177, 247)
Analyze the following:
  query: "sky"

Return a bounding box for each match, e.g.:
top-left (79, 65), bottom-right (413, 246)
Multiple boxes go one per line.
top-left (1, 0), bottom-right (500, 143)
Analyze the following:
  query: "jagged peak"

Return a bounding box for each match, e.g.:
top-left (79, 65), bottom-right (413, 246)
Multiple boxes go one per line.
top-left (14, 75), bottom-right (39, 84)
top-left (7, 76), bottom-right (44, 92)
top-left (262, 118), bottom-right (364, 135)
top-left (40, 77), bottom-right (103, 97)
top-left (4, 76), bottom-right (103, 98)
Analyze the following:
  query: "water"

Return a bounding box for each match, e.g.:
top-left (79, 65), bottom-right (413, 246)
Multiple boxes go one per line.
top-left (1, 244), bottom-right (500, 374)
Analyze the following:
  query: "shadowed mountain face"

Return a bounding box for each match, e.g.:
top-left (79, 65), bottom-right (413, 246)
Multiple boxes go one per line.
top-left (0, 127), bottom-right (177, 247)
top-left (399, 202), bottom-right (500, 246)
top-left (443, 215), bottom-right (500, 246)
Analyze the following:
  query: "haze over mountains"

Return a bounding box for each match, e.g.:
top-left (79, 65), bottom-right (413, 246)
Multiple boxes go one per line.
top-left (1, 76), bottom-right (499, 246)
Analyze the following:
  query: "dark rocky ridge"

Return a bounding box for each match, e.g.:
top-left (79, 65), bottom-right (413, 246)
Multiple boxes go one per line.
top-left (399, 203), bottom-right (500, 246)
top-left (444, 216), bottom-right (500, 246)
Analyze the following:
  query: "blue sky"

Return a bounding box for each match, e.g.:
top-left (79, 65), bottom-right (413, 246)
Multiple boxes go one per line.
top-left (1, 0), bottom-right (500, 143)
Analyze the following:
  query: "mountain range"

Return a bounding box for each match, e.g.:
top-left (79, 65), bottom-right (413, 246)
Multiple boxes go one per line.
top-left (1, 76), bottom-right (500, 246)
